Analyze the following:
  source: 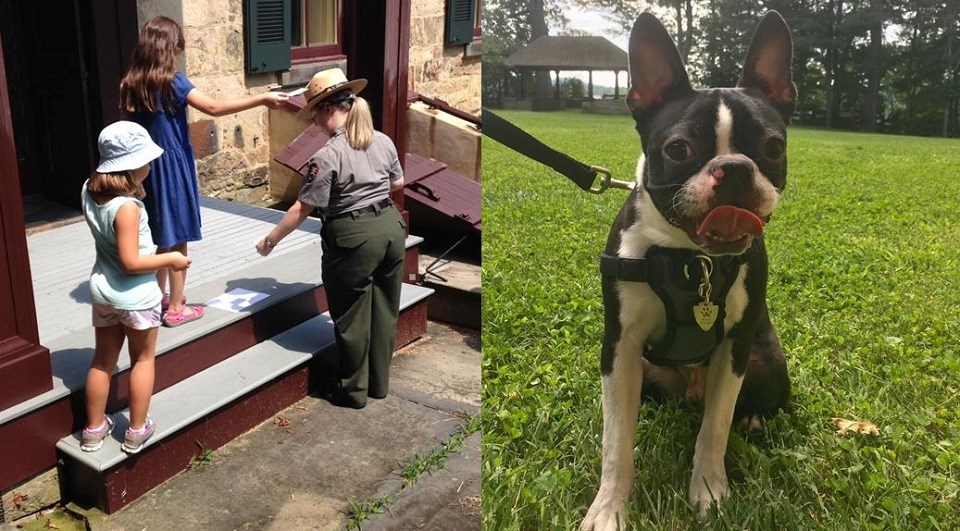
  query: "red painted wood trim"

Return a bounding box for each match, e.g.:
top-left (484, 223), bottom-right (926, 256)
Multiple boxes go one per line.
top-left (0, 25), bottom-right (53, 411)
top-left (343, 1), bottom-right (410, 211)
top-left (409, 93), bottom-right (481, 126)
top-left (0, 398), bottom-right (75, 492)
top-left (395, 300), bottom-right (427, 349)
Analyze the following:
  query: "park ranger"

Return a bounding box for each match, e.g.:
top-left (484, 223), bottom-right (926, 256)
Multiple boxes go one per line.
top-left (257, 68), bottom-right (406, 409)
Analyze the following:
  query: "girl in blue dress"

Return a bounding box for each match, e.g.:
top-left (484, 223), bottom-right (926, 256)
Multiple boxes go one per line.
top-left (119, 16), bottom-right (287, 327)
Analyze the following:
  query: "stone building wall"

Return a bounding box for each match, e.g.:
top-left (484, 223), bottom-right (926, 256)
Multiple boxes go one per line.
top-left (408, 0), bottom-right (481, 115)
top-left (137, 0), bottom-right (279, 204)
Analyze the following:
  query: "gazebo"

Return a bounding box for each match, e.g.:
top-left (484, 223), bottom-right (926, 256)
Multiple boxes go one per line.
top-left (505, 35), bottom-right (628, 112)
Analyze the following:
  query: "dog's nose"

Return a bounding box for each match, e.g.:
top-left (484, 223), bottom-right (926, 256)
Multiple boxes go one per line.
top-left (713, 160), bottom-right (752, 188)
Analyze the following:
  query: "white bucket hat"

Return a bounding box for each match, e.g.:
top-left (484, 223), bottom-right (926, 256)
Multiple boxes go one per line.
top-left (96, 121), bottom-right (164, 173)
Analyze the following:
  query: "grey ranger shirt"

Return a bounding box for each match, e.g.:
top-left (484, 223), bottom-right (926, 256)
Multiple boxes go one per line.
top-left (298, 128), bottom-right (403, 217)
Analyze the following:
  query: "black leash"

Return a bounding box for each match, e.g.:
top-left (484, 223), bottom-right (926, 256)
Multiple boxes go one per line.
top-left (482, 107), bottom-right (633, 194)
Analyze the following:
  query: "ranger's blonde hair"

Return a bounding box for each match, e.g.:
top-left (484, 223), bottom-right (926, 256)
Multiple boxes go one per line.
top-left (335, 96), bottom-right (374, 150)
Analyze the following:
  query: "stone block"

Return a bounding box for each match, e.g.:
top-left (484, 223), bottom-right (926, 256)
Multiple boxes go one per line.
top-left (196, 149), bottom-right (249, 194)
top-left (242, 165), bottom-right (269, 188)
top-left (189, 119), bottom-right (219, 159)
top-left (406, 102), bottom-right (481, 183)
top-left (410, 0), bottom-right (444, 19)
top-left (1, 468), bottom-right (60, 522)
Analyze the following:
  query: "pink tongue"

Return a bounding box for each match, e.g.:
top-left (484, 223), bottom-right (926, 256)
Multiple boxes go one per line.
top-left (695, 206), bottom-right (764, 238)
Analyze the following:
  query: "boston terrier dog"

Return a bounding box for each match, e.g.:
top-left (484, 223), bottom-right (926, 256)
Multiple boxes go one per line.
top-left (582, 11), bottom-right (795, 528)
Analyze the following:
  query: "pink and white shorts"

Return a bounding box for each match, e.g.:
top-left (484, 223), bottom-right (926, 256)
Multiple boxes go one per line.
top-left (92, 303), bottom-right (162, 330)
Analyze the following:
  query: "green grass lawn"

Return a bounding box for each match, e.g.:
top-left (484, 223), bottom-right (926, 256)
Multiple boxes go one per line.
top-left (482, 109), bottom-right (960, 529)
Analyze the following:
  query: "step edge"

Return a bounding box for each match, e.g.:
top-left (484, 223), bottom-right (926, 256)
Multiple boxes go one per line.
top-left (56, 284), bottom-right (433, 471)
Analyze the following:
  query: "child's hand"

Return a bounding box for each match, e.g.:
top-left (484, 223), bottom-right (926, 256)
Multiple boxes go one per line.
top-left (169, 252), bottom-right (192, 271)
top-left (264, 92), bottom-right (290, 109)
top-left (256, 238), bottom-right (274, 257)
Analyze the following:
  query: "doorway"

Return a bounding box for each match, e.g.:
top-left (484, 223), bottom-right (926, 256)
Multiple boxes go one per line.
top-left (0, 0), bottom-right (137, 215)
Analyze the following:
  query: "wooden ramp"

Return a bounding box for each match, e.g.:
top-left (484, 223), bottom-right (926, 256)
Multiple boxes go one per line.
top-left (0, 198), bottom-right (431, 509)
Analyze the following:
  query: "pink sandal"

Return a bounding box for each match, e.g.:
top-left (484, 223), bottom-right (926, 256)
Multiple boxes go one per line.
top-left (162, 305), bottom-right (205, 327)
top-left (161, 294), bottom-right (187, 313)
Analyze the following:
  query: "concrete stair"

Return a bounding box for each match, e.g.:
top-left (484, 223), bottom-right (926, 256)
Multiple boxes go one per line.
top-left (55, 285), bottom-right (433, 513)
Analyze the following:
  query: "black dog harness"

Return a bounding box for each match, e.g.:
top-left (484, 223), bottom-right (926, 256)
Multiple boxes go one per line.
top-left (600, 247), bottom-right (747, 366)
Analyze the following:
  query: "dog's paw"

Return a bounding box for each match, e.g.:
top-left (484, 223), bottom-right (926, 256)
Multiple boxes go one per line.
top-left (688, 467), bottom-right (729, 516)
top-left (737, 415), bottom-right (764, 432)
top-left (581, 491), bottom-right (627, 531)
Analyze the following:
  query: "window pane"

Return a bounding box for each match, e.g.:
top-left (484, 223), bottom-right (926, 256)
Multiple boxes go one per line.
top-left (291, 0), bottom-right (303, 46)
top-left (306, 0), bottom-right (336, 45)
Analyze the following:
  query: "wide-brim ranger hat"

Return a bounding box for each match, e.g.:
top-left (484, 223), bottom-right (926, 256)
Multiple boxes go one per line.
top-left (294, 68), bottom-right (367, 121)
top-left (96, 121), bottom-right (164, 173)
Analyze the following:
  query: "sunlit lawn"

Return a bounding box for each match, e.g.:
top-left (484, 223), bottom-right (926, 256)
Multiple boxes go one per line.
top-left (482, 109), bottom-right (960, 529)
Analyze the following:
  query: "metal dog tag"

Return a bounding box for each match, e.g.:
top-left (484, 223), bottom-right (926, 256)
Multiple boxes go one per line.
top-left (694, 301), bottom-right (718, 331)
top-left (693, 255), bottom-right (717, 331)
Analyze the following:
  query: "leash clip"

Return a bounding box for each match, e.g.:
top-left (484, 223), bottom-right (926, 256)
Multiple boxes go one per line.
top-left (588, 166), bottom-right (634, 194)
top-left (587, 166), bottom-right (613, 194)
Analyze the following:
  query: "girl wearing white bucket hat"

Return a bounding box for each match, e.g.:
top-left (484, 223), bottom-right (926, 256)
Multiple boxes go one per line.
top-left (80, 121), bottom-right (192, 454)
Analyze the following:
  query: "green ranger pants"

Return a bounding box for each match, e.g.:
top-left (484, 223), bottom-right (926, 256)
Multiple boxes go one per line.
top-left (321, 203), bottom-right (406, 407)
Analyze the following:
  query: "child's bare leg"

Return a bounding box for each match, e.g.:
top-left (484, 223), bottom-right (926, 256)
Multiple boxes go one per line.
top-left (167, 242), bottom-right (191, 313)
top-left (86, 325), bottom-right (126, 429)
top-left (156, 265), bottom-right (169, 297)
top-left (125, 326), bottom-right (158, 430)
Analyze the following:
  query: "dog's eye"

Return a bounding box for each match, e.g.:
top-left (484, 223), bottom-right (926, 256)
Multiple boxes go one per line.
top-left (764, 138), bottom-right (785, 160)
top-left (663, 140), bottom-right (691, 162)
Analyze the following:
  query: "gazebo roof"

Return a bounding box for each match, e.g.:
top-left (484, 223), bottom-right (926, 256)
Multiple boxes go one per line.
top-left (506, 35), bottom-right (628, 71)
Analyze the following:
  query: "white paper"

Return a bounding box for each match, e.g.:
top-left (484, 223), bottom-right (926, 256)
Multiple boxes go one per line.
top-left (286, 87), bottom-right (308, 97)
top-left (205, 288), bottom-right (270, 313)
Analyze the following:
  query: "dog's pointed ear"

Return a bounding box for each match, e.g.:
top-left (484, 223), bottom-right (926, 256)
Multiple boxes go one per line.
top-left (626, 12), bottom-right (693, 113)
top-left (738, 11), bottom-right (796, 121)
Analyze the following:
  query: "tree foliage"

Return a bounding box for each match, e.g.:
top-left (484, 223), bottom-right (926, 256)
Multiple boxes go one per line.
top-left (482, 0), bottom-right (959, 136)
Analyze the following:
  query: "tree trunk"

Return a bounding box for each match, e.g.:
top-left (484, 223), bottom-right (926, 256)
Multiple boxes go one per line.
top-left (528, 0), bottom-right (553, 99)
top-left (943, 1), bottom-right (956, 137)
top-left (825, 0), bottom-right (841, 129)
top-left (905, 24), bottom-right (918, 133)
top-left (863, 2), bottom-right (882, 132)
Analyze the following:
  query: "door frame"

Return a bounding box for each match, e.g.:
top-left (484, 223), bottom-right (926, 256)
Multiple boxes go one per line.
top-left (0, 32), bottom-right (53, 413)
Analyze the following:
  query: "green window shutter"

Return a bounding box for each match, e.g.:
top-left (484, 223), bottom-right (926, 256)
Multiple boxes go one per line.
top-left (245, 0), bottom-right (291, 74)
top-left (445, 0), bottom-right (476, 46)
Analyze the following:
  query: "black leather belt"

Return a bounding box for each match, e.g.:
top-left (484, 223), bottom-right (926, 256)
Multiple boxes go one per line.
top-left (327, 198), bottom-right (392, 220)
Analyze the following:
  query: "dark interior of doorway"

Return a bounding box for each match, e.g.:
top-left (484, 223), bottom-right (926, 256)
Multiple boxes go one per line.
top-left (1, 0), bottom-right (136, 228)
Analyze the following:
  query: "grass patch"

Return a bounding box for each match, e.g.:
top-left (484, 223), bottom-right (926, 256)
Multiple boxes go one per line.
top-left (345, 495), bottom-right (390, 530)
top-left (402, 415), bottom-right (480, 485)
top-left (187, 442), bottom-right (214, 469)
top-left (346, 415), bottom-right (480, 528)
top-left (482, 110), bottom-right (960, 529)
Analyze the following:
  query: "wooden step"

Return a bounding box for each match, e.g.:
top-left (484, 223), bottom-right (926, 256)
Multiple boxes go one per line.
top-left (56, 284), bottom-right (433, 513)
top-left (0, 197), bottom-right (426, 493)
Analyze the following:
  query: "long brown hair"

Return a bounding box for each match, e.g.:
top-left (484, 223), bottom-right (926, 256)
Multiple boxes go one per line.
top-left (87, 171), bottom-right (145, 201)
top-left (119, 16), bottom-right (185, 114)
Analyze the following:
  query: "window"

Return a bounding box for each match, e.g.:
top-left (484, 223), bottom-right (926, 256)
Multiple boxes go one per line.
top-left (446, 0), bottom-right (477, 46)
top-left (246, 0), bottom-right (291, 74)
top-left (291, 0), bottom-right (343, 62)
